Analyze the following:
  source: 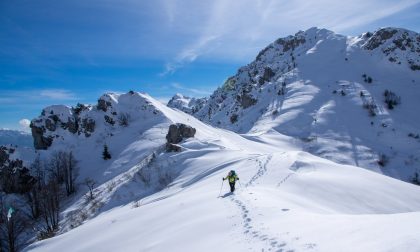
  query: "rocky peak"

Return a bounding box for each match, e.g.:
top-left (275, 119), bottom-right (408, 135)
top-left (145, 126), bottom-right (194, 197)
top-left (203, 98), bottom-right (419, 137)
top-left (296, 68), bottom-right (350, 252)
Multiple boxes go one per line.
top-left (193, 26), bottom-right (419, 134)
top-left (362, 27), bottom-right (420, 70)
top-left (30, 91), bottom-right (164, 150)
top-left (167, 93), bottom-right (207, 115)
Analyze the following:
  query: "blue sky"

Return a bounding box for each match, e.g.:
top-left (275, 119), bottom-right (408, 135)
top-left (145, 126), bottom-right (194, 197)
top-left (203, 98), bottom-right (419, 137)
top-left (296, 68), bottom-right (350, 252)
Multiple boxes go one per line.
top-left (1, 0), bottom-right (419, 131)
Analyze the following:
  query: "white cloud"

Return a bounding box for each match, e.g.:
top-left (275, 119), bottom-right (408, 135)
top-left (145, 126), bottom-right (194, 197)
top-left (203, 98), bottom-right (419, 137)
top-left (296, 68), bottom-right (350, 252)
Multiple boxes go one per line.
top-left (19, 118), bottom-right (31, 132)
top-left (161, 35), bottom-right (219, 76)
top-left (40, 89), bottom-right (77, 100)
top-left (0, 89), bottom-right (79, 106)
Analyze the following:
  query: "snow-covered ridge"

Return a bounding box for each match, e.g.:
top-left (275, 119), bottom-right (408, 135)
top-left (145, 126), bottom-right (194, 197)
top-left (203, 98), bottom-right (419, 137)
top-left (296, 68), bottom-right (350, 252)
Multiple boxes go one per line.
top-left (30, 92), bottom-right (165, 150)
top-left (193, 27), bottom-right (420, 181)
top-left (362, 27), bottom-right (420, 70)
top-left (167, 93), bottom-right (207, 115)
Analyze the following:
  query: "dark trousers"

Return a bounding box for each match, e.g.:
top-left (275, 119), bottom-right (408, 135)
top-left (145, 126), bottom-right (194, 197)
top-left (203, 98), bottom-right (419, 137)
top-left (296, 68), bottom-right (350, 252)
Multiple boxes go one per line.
top-left (229, 182), bottom-right (236, 192)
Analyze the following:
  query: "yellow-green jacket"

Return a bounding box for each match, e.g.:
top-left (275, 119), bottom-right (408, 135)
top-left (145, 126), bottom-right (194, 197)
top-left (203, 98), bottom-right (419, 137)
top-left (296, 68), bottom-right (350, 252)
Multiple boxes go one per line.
top-left (224, 173), bottom-right (239, 183)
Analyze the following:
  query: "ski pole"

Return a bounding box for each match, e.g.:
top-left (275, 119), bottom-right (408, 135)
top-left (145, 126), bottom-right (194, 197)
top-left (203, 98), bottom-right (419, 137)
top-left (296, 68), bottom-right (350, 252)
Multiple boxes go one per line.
top-left (218, 180), bottom-right (224, 197)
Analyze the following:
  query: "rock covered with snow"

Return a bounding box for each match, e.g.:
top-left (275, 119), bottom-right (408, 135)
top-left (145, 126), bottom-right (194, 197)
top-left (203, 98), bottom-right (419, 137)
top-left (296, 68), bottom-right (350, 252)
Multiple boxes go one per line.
top-left (362, 27), bottom-right (420, 70)
top-left (30, 92), bottom-right (164, 150)
top-left (167, 93), bottom-right (207, 115)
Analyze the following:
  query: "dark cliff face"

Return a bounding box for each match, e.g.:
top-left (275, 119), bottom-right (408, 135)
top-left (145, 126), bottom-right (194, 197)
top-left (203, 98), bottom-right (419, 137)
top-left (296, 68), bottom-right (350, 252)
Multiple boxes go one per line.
top-left (30, 122), bottom-right (53, 150)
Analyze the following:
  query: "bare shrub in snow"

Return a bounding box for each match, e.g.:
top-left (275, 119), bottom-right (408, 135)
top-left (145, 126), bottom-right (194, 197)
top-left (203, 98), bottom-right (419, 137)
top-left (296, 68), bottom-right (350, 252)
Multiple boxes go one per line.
top-left (384, 90), bottom-right (401, 110)
top-left (84, 178), bottom-right (96, 200)
top-left (106, 180), bottom-right (116, 192)
top-left (363, 100), bottom-right (377, 117)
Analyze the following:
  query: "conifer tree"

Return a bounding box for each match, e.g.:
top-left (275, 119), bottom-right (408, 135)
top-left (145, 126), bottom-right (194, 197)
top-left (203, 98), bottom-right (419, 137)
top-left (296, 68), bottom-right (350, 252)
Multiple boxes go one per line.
top-left (102, 144), bottom-right (111, 160)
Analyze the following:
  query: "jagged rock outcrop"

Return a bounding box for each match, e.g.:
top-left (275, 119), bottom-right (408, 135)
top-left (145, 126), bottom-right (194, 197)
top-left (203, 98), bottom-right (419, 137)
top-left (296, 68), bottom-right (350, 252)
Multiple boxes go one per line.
top-left (30, 92), bottom-right (163, 150)
top-left (30, 122), bottom-right (53, 150)
top-left (0, 146), bottom-right (34, 194)
top-left (165, 123), bottom-right (196, 152)
top-left (362, 28), bottom-right (420, 71)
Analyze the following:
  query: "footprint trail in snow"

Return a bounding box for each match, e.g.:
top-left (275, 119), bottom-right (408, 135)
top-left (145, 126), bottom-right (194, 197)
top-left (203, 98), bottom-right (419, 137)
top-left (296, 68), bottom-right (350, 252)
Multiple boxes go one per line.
top-left (229, 153), bottom-right (317, 251)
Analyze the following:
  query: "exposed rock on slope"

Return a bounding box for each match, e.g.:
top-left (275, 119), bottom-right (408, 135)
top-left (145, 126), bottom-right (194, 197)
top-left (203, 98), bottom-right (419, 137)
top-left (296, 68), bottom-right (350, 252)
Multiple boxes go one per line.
top-left (165, 123), bottom-right (196, 152)
top-left (30, 92), bottom-right (163, 150)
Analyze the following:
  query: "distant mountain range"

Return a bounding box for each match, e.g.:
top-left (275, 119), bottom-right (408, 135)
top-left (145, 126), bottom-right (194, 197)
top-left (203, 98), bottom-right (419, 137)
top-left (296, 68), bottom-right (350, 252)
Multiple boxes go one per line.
top-left (0, 129), bottom-right (33, 148)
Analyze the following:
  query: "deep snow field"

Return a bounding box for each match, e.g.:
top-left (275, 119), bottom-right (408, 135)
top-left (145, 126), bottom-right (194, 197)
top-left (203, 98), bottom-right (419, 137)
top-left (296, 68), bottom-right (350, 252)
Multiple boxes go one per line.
top-left (25, 93), bottom-right (420, 252)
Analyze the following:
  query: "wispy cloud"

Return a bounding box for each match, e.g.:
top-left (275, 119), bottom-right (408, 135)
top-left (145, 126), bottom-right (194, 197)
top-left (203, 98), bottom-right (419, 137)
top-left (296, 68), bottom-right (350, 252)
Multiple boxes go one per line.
top-left (40, 89), bottom-right (77, 100)
top-left (159, 0), bottom-right (419, 73)
top-left (171, 83), bottom-right (212, 96)
top-left (0, 89), bottom-right (79, 105)
top-left (161, 35), bottom-right (219, 76)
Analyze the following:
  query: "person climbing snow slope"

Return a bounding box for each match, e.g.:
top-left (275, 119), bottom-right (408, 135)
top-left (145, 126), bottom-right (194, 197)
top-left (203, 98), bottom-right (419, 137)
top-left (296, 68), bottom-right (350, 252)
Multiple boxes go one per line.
top-left (223, 170), bottom-right (239, 193)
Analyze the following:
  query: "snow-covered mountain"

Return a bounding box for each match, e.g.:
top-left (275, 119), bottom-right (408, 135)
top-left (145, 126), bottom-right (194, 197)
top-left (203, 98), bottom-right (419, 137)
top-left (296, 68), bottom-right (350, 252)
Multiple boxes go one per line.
top-left (29, 92), bottom-right (176, 184)
top-left (193, 27), bottom-right (420, 181)
top-left (167, 93), bottom-right (207, 115)
top-left (26, 91), bottom-right (420, 252)
top-left (0, 129), bottom-right (33, 148)
top-left (22, 27), bottom-right (420, 252)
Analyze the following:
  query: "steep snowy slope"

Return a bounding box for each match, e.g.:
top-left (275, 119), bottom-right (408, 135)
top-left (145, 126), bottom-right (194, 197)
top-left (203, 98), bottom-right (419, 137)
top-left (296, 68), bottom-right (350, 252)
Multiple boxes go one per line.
top-left (25, 120), bottom-right (420, 252)
top-left (30, 92), bottom-right (177, 185)
top-left (28, 91), bottom-right (292, 231)
top-left (194, 27), bottom-right (420, 180)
